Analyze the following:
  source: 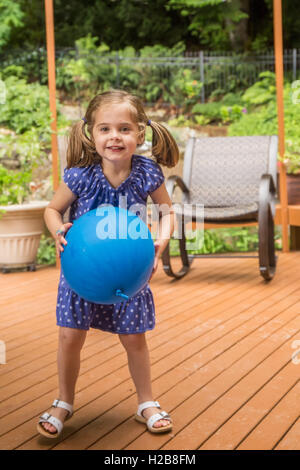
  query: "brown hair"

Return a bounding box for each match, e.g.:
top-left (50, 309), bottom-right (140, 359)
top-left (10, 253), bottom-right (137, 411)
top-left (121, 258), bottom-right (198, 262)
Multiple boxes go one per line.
top-left (66, 89), bottom-right (179, 169)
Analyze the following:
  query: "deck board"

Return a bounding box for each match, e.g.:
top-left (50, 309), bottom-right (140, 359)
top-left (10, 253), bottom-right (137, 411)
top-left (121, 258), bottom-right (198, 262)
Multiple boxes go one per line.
top-left (0, 253), bottom-right (299, 450)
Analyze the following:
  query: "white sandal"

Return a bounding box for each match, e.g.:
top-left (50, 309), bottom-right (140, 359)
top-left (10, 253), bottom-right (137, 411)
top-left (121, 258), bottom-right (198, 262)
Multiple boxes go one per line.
top-left (134, 401), bottom-right (172, 434)
top-left (37, 399), bottom-right (74, 439)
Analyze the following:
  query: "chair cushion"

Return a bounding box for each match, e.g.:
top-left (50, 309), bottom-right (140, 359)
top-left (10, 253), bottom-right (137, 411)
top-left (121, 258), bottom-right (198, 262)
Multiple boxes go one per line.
top-left (204, 203), bottom-right (258, 221)
top-left (173, 202), bottom-right (258, 222)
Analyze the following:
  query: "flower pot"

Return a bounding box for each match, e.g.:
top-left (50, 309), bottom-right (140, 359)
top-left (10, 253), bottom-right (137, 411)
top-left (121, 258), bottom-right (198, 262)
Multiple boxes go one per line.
top-left (0, 201), bottom-right (49, 273)
top-left (286, 174), bottom-right (300, 205)
top-left (277, 173), bottom-right (300, 205)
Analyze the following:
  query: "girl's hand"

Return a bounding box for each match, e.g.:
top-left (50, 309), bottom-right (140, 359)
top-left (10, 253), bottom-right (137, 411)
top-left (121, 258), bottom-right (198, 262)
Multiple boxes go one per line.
top-left (148, 241), bottom-right (161, 282)
top-left (55, 222), bottom-right (73, 257)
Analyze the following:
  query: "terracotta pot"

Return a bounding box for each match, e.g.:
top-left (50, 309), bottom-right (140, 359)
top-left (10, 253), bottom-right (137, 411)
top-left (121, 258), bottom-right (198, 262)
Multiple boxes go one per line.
top-left (0, 201), bottom-right (48, 272)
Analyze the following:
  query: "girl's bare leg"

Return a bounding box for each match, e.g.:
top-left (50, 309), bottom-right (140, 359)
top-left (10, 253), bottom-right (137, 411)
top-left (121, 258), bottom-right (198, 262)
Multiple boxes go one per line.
top-left (41, 326), bottom-right (87, 433)
top-left (119, 333), bottom-right (169, 428)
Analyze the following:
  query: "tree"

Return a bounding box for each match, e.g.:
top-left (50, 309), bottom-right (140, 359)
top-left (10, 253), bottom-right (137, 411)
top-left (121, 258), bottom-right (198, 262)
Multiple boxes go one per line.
top-left (0, 0), bottom-right (24, 48)
top-left (2, 0), bottom-right (300, 53)
top-left (6, 0), bottom-right (189, 50)
top-left (168, 0), bottom-right (250, 50)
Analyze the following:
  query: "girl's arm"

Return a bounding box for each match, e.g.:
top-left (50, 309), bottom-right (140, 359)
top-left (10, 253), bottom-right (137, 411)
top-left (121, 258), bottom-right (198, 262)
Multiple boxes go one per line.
top-left (44, 181), bottom-right (77, 255)
top-left (148, 182), bottom-right (175, 280)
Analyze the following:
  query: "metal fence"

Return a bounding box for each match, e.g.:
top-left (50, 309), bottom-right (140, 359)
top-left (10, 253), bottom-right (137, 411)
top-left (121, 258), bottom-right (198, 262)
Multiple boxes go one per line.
top-left (1, 48), bottom-right (300, 103)
top-left (185, 49), bottom-right (300, 101)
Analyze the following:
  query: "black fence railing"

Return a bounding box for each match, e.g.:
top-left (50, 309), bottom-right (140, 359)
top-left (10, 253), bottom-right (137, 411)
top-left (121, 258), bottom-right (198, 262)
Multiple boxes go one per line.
top-left (1, 48), bottom-right (299, 103)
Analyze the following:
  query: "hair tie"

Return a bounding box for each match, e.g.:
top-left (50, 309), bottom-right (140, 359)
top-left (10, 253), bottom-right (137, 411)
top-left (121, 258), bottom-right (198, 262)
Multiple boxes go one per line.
top-left (82, 117), bottom-right (87, 124)
top-left (147, 119), bottom-right (151, 126)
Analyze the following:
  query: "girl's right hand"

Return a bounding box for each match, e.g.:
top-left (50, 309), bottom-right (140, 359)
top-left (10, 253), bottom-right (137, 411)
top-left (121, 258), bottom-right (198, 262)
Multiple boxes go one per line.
top-left (55, 222), bottom-right (73, 257)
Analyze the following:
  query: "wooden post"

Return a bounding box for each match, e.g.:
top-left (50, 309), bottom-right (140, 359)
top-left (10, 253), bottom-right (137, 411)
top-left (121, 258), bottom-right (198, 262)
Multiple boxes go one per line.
top-left (45, 0), bottom-right (60, 268)
top-left (273, 0), bottom-right (289, 252)
top-left (45, 0), bottom-right (59, 192)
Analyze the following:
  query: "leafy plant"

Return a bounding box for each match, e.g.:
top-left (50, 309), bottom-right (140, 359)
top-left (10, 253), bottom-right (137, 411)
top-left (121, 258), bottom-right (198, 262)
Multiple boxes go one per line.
top-left (0, 74), bottom-right (69, 174)
top-left (0, 75), bottom-right (52, 135)
top-left (229, 73), bottom-right (300, 174)
top-left (242, 71), bottom-right (276, 107)
top-left (191, 93), bottom-right (245, 125)
top-left (168, 0), bottom-right (248, 50)
top-left (0, 64), bottom-right (25, 79)
top-left (220, 104), bottom-right (247, 123)
top-left (135, 42), bottom-right (187, 104)
top-left (37, 235), bottom-right (56, 266)
top-left (168, 115), bottom-right (193, 127)
top-left (0, 0), bottom-right (24, 47)
top-left (228, 102), bottom-right (276, 136)
top-left (18, 38), bottom-right (197, 107)
top-left (0, 164), bottom-right (32, 205)
top-left (0, 129), bottom-right (49, 170)
top-left (169, 225), bottom-right (283, 256)
top-left (169, 68), bottom-right (203, 107)
top-left (194, 115), bottom-right (210, 126)
top-left (192, 102), bottom-right (223, 122)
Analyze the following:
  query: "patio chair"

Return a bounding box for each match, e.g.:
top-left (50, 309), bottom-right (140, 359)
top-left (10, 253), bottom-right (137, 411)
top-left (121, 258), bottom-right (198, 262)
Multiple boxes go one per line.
top-left (162, 135), bottom-right (278, 282)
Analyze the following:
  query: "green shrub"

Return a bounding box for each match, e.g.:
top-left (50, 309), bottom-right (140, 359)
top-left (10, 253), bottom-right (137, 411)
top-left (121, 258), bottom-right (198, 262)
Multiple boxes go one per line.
top-left (48, 38), bottom-right (193, 105)
top-left (192, 102), bottom-right (223, 122)
top-left (0, 164), bottom-right (32, 205)
top-left (169, 68), bottom-right (203, 107)
top-left (191, 92), bottom-right (245, 125)
top-left (2, 38), bottom-right (203, 108)
top-left (229, 73), bottom-right (300, 174)
top-left (203, 60), bottom-right (259, 96)
top-left (168, 115), bottom-right (194, 127)
top-left (228, 104), bottom-right (277, 136)
top-left (0, 75), bottom-right (52, 135)
top-left (0, 74), bottom-right (70, 175)
top-left (242, 71), bottom-right (276, 107)
top-left (220, 104), bottom-right (246, 123)
top-left (37, 235), bottom-right (56, 266)
top-left (221, 92), bottom-right (244, 105)
top-left (194, 115), bottom-right (210, 126)
top-left (169, 226), bottom-right (282, 256)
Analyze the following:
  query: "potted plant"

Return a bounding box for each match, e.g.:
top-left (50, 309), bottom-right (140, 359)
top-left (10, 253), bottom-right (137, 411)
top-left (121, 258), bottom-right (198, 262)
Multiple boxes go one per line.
top-left (280, 144), bottom-right (300, 205)
top-left (0, 164), bottom-right (49, 273)
top-left (0, 71), bottom-right (71, 272)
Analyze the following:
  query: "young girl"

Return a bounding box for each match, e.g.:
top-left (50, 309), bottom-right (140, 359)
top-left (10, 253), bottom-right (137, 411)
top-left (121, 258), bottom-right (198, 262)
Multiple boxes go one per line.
top-left (38, 89), bottom-right (179, 439)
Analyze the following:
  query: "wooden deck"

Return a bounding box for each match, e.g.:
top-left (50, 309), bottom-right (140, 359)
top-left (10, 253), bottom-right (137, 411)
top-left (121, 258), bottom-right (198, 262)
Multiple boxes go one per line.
top-left (0, 252), bottom-right (300, 451)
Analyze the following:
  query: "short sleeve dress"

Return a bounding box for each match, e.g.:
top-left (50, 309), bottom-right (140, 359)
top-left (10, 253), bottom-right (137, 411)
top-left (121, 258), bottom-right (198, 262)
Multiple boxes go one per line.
top-left (56, 154), bottom-right (165, 334)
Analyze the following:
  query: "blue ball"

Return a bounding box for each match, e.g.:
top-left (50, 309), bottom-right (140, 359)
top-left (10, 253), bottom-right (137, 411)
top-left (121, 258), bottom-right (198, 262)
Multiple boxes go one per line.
top-left (61, 206), bottom-right (155, 304)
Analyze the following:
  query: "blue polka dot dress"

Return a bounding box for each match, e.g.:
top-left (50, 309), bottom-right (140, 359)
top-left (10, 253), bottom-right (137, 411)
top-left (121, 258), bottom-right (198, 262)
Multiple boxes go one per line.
top-left (56, 154), bottom-right (165, 334)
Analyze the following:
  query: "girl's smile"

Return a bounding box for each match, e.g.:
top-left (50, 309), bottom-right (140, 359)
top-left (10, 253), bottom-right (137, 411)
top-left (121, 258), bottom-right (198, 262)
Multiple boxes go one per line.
top-left (107, 145), bottom-right (125, 151)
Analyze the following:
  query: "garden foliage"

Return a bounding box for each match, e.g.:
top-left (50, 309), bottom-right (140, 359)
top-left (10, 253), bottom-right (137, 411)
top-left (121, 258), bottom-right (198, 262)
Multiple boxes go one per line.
top-left (0, 46), bottom-right (294, 261)
top-left (229, 72), bottom-right (300, 174)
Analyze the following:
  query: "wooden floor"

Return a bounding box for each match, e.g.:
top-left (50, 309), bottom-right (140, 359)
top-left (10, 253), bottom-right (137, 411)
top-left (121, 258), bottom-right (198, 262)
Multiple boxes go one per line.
top-left (0, 252), bottom-right (300, 451)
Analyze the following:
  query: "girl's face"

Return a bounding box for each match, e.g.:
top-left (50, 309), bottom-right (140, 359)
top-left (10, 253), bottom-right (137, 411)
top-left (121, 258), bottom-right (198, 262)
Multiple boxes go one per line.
top-left (92, 103), bottom-right (143, 166)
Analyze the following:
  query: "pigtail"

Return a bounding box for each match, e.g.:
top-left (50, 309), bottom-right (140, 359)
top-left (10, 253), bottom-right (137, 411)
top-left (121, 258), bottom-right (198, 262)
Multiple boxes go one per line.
top-left (66, 119), bottom-right (98, 168)
top-left (149, 120), bottom-right (179, 168)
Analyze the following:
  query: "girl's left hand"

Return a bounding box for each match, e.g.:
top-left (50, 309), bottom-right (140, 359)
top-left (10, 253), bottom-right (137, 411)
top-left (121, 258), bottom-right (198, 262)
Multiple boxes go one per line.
top-left (148, 242), bottom-right (161, 282)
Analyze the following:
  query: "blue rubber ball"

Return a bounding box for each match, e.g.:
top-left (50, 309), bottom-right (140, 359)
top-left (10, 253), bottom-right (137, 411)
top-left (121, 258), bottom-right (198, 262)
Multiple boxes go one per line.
top-left (61, 206), bottom-right (155, 304)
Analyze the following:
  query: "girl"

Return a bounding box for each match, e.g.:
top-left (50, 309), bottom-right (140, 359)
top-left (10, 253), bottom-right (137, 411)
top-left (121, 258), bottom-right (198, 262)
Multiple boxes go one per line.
top-left (38, 89), bottom-right (179, 439)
